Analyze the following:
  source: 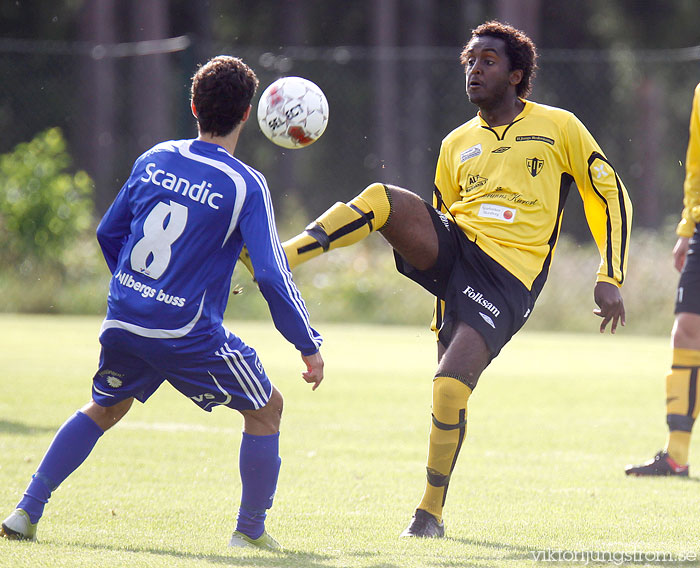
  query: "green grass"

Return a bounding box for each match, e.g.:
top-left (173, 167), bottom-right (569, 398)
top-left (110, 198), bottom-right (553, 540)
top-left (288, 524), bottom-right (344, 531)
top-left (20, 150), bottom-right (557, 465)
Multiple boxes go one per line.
top-left (0, 314), bottom-right (698, 567)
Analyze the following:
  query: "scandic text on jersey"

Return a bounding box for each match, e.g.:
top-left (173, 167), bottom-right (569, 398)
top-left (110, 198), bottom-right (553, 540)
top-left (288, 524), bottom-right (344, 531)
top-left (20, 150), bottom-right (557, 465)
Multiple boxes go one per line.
top-left (141, 162), bottom-right (224, 210)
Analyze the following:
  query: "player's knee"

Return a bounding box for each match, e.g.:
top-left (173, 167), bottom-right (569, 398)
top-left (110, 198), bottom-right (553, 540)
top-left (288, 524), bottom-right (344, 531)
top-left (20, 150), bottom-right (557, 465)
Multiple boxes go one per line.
top-left (268, 386), bottom-right (283, 417)
top-left (82, 398), bottom-right (133, 431)
top-left (382, 184), bottom-right (417, 203)
top-left (256, 387), bottom-right (283, 432)
top-left (436, 324), bottom-right (490, 388)
top-left (672, 314), bottom-right (700, 348)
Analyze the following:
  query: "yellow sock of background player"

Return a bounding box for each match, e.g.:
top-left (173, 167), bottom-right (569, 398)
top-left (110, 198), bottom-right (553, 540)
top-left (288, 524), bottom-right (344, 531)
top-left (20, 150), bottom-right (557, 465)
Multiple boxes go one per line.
top-left (417, 376), bottom-right (471, 522)
top-left (665, 347), bottom-right (700, 465)
top-left (282, 183), bottom-right (392, 269)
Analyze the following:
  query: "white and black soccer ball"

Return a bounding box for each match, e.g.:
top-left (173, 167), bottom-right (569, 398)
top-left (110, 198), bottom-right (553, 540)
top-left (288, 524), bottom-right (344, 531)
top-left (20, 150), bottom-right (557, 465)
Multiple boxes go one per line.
top-left (257, 76), bottom-right (329, 149)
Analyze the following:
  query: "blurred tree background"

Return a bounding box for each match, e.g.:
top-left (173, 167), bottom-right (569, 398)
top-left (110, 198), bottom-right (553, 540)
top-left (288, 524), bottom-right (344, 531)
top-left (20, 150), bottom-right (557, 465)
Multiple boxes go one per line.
top-left (0, 0), bottom-right (697, 333)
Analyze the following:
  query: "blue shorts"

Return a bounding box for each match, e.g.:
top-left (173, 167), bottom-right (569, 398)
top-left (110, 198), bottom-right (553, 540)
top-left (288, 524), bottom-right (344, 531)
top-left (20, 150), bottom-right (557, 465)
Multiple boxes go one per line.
top-left (91, 326), bottom-right (272, 411)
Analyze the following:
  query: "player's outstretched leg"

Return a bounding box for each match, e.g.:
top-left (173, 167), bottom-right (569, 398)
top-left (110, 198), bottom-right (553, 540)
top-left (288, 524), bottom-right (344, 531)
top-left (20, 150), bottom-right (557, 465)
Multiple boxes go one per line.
top-left (1, 400), bottom-right (131, 542)
top-left (1, 410), bottom-right (105, 542)
top-left (625, 347), bottom-right (698, 477)
top-left (282, 182), bottom-right (392, 269)
top-left (401, 376), bottom-right (472, 538)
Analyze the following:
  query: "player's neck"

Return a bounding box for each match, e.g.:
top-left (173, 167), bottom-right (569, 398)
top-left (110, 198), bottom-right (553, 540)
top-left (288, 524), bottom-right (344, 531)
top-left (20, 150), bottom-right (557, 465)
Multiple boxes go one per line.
top-left (197, 127), bottom-right (242, 156)
top-left (478, 96), bottom-right (525, 127)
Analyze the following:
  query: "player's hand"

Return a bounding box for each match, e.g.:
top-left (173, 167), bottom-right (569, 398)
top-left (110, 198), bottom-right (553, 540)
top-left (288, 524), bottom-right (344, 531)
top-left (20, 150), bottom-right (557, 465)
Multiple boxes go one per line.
top-left (673, 237), bottom-right (690, 273)
top-left (593, 281), bottom-right (625, 334)
top-left (301, 351), bottom-right (324, 390)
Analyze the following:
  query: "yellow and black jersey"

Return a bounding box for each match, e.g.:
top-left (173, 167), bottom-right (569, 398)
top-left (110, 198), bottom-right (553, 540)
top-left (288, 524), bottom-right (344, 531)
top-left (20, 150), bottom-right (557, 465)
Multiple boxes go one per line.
top-left (434, 99), bottom-right (632, 293)
top-left (677, 82), bottom-right (700, 238)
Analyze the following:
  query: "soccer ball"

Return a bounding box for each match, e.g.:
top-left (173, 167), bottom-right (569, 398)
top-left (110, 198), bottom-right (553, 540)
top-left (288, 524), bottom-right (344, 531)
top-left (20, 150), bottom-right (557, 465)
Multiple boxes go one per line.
top-left (257, 76), bottom-right (329, 149)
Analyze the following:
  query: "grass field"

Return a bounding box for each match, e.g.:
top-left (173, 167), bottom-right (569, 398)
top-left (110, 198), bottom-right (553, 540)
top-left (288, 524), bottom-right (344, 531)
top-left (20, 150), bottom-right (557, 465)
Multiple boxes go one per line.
top-left (0, 314), bottom-right (698, 568)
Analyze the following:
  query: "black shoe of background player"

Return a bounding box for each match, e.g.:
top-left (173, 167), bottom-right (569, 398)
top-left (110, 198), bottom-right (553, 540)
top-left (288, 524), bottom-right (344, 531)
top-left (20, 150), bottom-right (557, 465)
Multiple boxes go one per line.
top-left (400, 509), bottom-right (445, 538)
top-left (625, 450), bottom-right (689, 477)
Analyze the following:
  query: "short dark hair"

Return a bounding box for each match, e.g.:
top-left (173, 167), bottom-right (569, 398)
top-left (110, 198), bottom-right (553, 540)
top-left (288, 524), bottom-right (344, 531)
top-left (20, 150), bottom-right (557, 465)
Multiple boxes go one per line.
top-left (461, 21), bottom-right (538, 98)
top-left (190, 56), bottom-right (259, 137)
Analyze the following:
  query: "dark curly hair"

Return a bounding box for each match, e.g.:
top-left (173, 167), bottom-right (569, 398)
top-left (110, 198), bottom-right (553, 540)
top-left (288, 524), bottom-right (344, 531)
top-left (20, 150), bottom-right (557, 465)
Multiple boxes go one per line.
top-left (190, 56), bottom-right (259, 137)
top-left (460, 21), bottom-right (538, 98)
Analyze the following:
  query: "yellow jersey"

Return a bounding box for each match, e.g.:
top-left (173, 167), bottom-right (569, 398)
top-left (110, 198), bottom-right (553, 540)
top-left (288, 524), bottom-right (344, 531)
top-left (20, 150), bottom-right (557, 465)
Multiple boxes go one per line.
top-left (677, 83), bottom-right (700, 238)
top-left (434, 99), bottom-right (632, 293)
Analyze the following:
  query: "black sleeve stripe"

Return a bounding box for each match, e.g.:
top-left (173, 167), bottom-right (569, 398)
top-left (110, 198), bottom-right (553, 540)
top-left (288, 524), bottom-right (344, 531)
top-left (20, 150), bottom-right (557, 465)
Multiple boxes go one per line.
top-left (586, 152), bottom-right (629, 284)
top-left (586, 152), bottom-right (614, 278)
top-left (530, 172), bottom-right (573, 298)
top-left (613, 170), bottom-right (629, 284)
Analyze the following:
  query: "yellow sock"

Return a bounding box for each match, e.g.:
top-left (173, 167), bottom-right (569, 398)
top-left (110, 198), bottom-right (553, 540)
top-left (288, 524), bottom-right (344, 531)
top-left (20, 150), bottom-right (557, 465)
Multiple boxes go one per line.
top-left (282, 183), bottom-right (391, 269)
top-left (417, 376), bottom-right (472, 522)
top-left (664, 348), bottom-right (700, 464)
top-left (666, 431), bottom-right (692, 465)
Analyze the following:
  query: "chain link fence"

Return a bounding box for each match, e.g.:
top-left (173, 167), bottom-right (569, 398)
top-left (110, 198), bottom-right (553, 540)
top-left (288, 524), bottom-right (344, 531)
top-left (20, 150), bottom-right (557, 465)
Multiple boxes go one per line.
top-left (1, 37), bottom-right (697, 330)
top-left (2, 37), bottom-right (699, 227)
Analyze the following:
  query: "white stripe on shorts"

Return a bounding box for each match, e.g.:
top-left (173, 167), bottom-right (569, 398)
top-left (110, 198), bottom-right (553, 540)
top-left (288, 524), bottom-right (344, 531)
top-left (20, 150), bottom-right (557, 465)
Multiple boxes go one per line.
top-left (93, 385), bottom-right (115, 398)
top-left (224, 344), bottom-right (269, 407)
top-left (215, 343), bottom-right (269, 409)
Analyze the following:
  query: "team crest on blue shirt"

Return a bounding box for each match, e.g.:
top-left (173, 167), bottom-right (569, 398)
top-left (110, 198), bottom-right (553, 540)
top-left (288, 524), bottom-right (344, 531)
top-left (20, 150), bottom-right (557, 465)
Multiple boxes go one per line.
top-left (526, 157), bottom-right (544, 177)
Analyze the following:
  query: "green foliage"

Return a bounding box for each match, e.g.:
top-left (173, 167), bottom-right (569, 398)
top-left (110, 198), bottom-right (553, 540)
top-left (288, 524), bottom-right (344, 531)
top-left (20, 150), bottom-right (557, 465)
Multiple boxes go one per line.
top-left (0, 127), bottom-right (95, 269)
top-left (527, 230), bottom-right (677, 336)
top-left (226, 229), bottom-right (678, 336)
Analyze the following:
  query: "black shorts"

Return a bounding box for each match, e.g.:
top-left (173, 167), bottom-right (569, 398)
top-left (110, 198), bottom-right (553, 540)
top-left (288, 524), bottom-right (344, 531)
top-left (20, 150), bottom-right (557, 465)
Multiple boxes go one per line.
top-left (394, 202), bottom-right (535, 358)
top-left (676, 227), bottom-right (700, 315)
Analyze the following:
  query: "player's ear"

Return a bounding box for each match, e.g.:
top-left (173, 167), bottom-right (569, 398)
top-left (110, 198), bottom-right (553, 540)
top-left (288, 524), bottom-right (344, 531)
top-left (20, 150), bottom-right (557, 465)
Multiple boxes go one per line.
top-left (241, 104), bottom-right (252, 123)
top-left (191, 101), bottom-right (198, 118)
top-left (509, 69), bottom-right (523, 89)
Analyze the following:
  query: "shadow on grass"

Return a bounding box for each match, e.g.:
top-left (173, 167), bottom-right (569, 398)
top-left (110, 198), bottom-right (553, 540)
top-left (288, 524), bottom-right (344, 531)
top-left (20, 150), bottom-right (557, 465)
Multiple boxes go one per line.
top-left (56, 540), bottom-right (404, 568)
top-left (624, 475), bottom-right (700, 483)
top-left (440, 536), bottom-right (533, 566)
top-left (0, 420), bottom-right (57, 436)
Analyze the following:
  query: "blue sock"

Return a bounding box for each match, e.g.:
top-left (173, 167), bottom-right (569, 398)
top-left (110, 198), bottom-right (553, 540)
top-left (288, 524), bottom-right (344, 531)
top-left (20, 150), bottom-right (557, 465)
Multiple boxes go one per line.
top-left (18, 411), bottom-right (104, 523)
top-left (235, 431), bottom-right (281, 539)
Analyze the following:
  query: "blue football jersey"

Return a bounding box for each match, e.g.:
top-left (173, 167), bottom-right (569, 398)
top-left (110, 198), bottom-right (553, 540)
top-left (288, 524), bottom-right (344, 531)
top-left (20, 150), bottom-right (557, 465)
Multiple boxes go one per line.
top-left (96, 139), bottom-right (322, 355)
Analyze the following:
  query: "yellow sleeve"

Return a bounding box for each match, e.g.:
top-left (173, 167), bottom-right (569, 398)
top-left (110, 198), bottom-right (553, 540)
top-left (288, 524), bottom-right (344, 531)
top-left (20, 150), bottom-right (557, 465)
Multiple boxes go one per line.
top-left (565, 115), bottom-right (633, 287)
top-left (677, 83), bottom-right (700, 237)
top-left (433, 140), bottom-right (461, 211)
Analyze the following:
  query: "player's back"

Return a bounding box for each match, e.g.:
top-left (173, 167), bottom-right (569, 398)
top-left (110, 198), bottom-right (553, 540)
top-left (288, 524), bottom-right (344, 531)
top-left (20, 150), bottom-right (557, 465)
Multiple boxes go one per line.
top-left (98, 139), bottom-right (256, 338)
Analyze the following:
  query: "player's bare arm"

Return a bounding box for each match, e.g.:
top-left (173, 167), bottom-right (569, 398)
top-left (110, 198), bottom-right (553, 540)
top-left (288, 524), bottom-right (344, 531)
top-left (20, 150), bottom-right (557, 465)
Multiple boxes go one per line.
top-left (673, 236), bottom-right (690, 272)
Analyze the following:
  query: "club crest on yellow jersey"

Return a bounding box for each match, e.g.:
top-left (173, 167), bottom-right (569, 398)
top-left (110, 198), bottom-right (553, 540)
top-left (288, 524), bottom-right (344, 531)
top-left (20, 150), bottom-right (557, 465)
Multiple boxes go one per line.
top-left (526, 157), bottom-right (544, 177)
